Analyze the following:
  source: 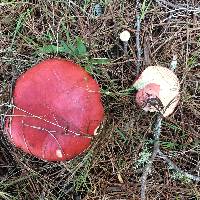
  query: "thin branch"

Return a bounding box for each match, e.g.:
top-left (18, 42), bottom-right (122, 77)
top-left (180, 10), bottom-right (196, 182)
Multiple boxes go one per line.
top-left (7, 104), bottom-right (93, 139)
top-left (140, 95), bottom-right (199, 199)
top-left (141, 115), bottom-right (163, 200)
top-left (155, 0), bottom-right (200, 13)
top-left (23, 122), bottom-right (66, 159)
top-left (158, 149), bottom-right (200, 182)
top-left (0, 2), bottom-right (32, 6)
top-left (135, 0), bottom-right (141, 75)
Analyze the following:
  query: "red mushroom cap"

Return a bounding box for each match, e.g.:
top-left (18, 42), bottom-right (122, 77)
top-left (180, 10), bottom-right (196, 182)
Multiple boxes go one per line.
top-left (5, 58), bottom-right (104, 161)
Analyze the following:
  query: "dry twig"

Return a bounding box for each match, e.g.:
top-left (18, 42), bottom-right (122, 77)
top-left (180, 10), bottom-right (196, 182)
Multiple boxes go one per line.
top-left (135, 0), bottom-right (141, 75)
top-left (155, 0), bottom-right (200, 13)
top-left (141, 115), bottom-right (162, 200)
top-left (158, 149), bottom-right (200, 182)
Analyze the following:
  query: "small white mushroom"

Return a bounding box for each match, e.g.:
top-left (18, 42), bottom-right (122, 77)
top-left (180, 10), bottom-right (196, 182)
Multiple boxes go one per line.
top-left (119, 30), bottom-right (131, 55)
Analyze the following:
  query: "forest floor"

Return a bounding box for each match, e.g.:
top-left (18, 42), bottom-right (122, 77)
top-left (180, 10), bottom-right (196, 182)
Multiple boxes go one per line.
top-left (0, 0), bottom-right (200, 199)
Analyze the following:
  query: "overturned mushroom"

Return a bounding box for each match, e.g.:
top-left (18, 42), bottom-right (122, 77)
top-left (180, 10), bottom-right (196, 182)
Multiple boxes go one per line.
top-left (5, 58), bottom-right (104, 161)
top-left (133, 66), bottom-right (180, 117)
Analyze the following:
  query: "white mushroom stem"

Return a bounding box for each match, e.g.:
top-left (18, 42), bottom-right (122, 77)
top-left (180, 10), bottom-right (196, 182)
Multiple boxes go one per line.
top-left (123, 41), bottom-right (128, 54)
top-left (170, 54), bottom-right (177, 71)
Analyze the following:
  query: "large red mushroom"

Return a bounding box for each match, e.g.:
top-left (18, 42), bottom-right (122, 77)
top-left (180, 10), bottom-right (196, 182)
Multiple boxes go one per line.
top-left (133, 66), bottom-right (180, 117)
top-left (5, 58), bottom-right (104, 161)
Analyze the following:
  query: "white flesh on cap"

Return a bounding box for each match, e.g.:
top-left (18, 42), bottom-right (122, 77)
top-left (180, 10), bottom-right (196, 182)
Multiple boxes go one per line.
top-left (93, 125), bottom-right (100, 135)
top-left (56, 149), bottom-right (63, 158)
